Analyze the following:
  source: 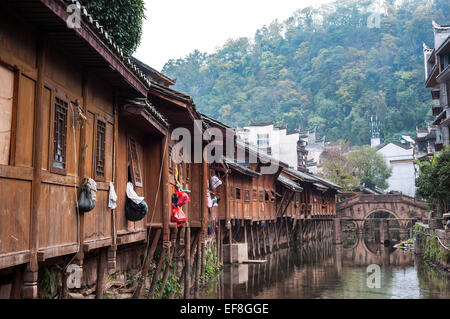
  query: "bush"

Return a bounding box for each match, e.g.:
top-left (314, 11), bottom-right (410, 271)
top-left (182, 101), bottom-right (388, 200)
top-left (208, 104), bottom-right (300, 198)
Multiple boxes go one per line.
top-left (81, 0), bottom-right (146, 56)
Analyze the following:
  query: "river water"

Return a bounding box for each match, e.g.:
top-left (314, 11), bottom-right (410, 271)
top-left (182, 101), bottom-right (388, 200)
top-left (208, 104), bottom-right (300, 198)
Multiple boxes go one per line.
top-left (200, 231), bottom-right (450, 299)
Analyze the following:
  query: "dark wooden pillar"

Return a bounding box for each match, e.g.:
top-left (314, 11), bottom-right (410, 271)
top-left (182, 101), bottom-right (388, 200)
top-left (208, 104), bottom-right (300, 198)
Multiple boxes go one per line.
top-left (95, 248), bottom-right (106, 299)
top-left (133, 228), bottom-right (161, 299)
top-left (24, 36), bottom-right (47, 299)
top-left (184, 226), bottom-right (191, 298)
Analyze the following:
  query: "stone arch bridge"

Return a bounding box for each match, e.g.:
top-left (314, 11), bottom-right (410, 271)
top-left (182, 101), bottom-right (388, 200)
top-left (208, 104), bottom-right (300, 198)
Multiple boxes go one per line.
top-left (336, 194), bottom-right (429, 233)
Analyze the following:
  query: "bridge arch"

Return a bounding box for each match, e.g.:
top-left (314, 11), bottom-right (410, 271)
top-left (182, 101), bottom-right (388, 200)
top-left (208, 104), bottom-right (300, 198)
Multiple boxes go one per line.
top-left (363, 207), bottom-right (399, 220)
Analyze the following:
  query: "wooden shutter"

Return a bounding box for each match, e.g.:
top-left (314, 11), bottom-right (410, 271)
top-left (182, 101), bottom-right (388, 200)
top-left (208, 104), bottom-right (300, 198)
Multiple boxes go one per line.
top-left (128, 136), bottom-right (142, 187)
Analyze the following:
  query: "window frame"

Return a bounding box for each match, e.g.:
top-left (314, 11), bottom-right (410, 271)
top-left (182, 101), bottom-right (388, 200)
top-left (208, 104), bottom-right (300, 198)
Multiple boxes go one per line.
top-left (0, 62), bottom-right (17, 166)
top-left (235, 187), bottom-right (241, 200)
top-left (128, 135), bottom-right (143, 187)
top-left (94, 116), bottom-right (106, 182)
top-left (50, 91), bottom-right (69, 175)
top-left (244, 189), bottom-right (250, 202)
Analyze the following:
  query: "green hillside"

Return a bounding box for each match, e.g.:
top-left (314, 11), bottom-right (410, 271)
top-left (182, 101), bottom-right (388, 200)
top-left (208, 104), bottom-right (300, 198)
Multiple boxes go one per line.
top-left (162, 0), bottom-right (449, 145)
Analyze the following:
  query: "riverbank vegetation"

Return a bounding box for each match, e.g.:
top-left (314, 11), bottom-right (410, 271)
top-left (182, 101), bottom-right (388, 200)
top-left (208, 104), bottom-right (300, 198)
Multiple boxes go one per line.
top-left (415, 147), bottom-right (450, 216)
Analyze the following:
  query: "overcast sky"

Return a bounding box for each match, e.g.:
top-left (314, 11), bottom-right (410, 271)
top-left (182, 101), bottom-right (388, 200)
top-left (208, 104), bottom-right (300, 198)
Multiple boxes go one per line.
top-left (134, 0), bottom-right (333, 71)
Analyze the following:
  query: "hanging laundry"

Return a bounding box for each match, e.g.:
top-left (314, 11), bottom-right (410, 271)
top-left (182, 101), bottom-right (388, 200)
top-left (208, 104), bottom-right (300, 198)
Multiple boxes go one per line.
top-left (210, 175), bottom-right (222, 189)
top-left (212, 195), bottom-right (220, 207)
top-left (176, 191), bottom-right (191, 206)
top-left (126, 182), bottom-right (144, 204)
top-left (171, 204), bottom-right (187, 226)
top-left (108, 181), bottom-right (117, 210)
top-left (206, 191), bottom-right (213, 208)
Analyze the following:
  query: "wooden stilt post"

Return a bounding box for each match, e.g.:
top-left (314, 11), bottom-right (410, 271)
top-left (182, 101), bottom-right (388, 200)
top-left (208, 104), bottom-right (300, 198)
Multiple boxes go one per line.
top-left (133, 228), bottom-right (162, 299)
top-left (194, 237), bottom-right (201, 298)
top-left (95, 248), bottom-right (107, 299)
top-left (250, 222), bottom-right (255, 258)
top-left (200, 241), bottom-right (206, 286)
top-left (285, 217), bottom-right (290, 248)
top-left (179, 227), bottom-right (200, 286)
top-left (255, 223), bottom-right (261, 256)
top-left (148, 245), bottom-right (168, 299)
top-left (274, 220), bottom-right (279, 250)
top-left (218, 220), bottom-right (223, 264)
top-left (262, 222), bottom-right (267, 255)
top-left (244, 220), bottom-right (248, 244)
top-left (160, 228), bottom-right (179, 296)
top-left (298, 219), bottom-right (303, 244)
top-left (267, 222), bottom-right (273, 253)
top-left (184, 226), bottom-right (191, 299)
top-left (228, 222), bottom-right (233, 263)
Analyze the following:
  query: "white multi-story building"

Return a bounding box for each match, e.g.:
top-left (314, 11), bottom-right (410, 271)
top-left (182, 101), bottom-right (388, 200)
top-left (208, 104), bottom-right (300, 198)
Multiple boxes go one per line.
top-left (236, 122), bottom-right (305, 169)
top-left (376, 138), bottom-right (416, 197)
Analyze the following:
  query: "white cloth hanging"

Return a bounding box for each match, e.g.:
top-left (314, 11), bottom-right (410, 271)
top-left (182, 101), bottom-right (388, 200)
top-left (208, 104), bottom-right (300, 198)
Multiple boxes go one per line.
top-left (126, 182), bottom-right (144, 204)
top-left (108, 181), bottom-right (117, 209)
top-left (210, 175), bottom-right (222, 189)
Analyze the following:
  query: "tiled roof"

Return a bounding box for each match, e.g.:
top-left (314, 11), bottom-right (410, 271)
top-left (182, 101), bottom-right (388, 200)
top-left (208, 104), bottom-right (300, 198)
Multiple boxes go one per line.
top-left (277, 175), bottom-right (303, 192)
top-left (223, 157), bottom-right (261, 177)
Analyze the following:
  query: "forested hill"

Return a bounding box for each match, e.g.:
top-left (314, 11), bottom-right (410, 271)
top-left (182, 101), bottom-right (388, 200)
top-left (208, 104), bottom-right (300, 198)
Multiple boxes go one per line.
top-left (161, 0), bottom-right (450, 145)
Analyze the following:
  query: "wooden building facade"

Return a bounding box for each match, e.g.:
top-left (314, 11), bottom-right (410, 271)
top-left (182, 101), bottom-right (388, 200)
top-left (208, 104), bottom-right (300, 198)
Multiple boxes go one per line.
top-left (0, 0), bottom-right (341, 298)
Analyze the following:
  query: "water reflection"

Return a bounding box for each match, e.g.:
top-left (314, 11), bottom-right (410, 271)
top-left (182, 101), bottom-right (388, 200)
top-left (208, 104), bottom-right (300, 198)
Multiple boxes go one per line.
top-left (201, 229), bottom-right (450, 299)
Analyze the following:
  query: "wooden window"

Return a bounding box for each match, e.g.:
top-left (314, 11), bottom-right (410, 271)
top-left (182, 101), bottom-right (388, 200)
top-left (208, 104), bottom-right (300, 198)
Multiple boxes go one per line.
top-left (186, 164), bottom-right (190, 181)
top-left (270, 191), bottom-right (275, 202)
top-left (244, 189), bottom-right (250, 202)
top-left (128, 136), bottom-right (143, 187)
top-left (259, 190), bottom-right (264, 202)
top-left (95, 119), bottom-right (106, 181)
top-left (236, 188), bottom-right (241, 200)
top-left (52, 96), bottom-right (68, 173)
top-left (230, 183), bottom-right (233, 199)
top-left (0, 64), bottom-right (14, 165)
top-left (252, 189), bottom-right (257, 201)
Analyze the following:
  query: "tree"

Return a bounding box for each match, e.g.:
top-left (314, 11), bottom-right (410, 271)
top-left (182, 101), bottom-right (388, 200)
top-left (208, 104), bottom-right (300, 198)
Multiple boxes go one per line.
top-left (162, 0), bottom-right (444, 144)
top-left (346, 145), bottom-right (392, 190)
top-left (82, 0), bottom-right (146, 56)
top-left (416, 146), bottom-right (450, 216)
top-left (319, 141), bottom-right (359, 191)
